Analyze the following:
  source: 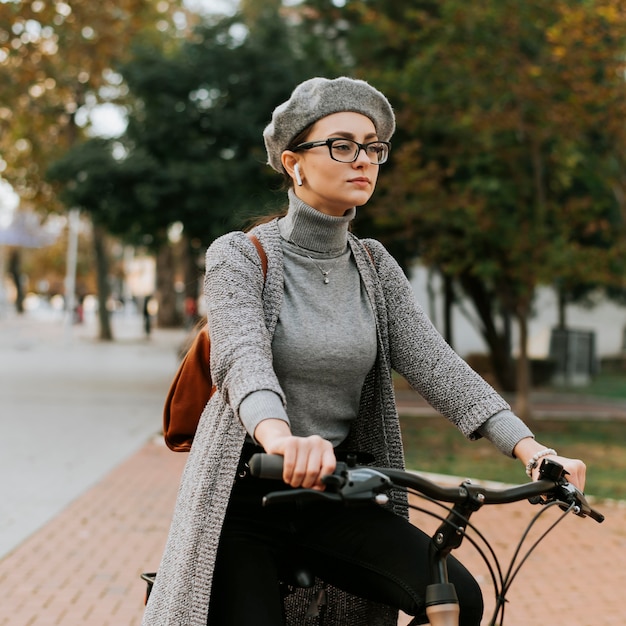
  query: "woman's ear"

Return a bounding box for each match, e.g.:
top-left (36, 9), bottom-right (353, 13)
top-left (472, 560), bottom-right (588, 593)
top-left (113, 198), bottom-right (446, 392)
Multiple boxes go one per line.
top-left (281, 152), bottom-right (302, 187)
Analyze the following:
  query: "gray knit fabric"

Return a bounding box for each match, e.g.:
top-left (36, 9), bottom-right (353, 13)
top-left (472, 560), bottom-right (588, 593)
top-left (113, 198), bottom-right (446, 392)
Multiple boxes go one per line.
top-left (142, 220), bottom-right (522, 626)
top-left (477, 408), bottom-right (532, 453)
top-left (263, 76), bottom-right (396, 172)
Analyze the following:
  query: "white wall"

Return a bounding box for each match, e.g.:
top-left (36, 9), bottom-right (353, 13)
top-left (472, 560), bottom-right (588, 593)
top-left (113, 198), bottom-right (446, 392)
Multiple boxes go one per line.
top-left (408, 264), bottom-right (626, 359)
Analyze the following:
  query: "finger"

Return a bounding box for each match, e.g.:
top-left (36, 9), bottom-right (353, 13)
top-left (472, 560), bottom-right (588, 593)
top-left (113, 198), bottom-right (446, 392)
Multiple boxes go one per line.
top-left (288, 445), bottom-right (311, 488)
top-left (281, 445), bottom-right (298, 486)
top-left (320, 447), bottom-right (337, 480)
top-left (569, 459), bottom-right (586, 491)
top-left (308, 444), bottom-right (337, 491)
top-left (300, 447), bottom-right (322, 490)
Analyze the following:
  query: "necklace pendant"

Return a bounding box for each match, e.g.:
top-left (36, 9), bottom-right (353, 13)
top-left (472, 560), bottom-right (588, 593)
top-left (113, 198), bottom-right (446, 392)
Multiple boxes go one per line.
top-left (291, 239), bottom-right (336, 285)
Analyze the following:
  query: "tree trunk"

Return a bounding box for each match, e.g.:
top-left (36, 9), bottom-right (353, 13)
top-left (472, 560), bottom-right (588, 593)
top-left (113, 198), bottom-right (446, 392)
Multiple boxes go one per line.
top-left (557, 286), bottom-right (567, 329)
top-left (92, 223), bottom-right (113, 341)
top-left (155, 242), bottom-right (181, 328)
top-left (515, 308), bottom-right (532, 420)
top-left (443, 273), bottom-right (454, 348)
top-left (458, 272), bottom-right (516, 391)
top-left (182, 236), bottom-right (202, 328)
top-left (183, 236), bottom-right (203, 300)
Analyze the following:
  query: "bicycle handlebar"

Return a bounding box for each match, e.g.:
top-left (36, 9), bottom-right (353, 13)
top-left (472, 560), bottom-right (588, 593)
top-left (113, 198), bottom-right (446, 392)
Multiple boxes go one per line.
top-left (248, 453), bottom-right (604, 523)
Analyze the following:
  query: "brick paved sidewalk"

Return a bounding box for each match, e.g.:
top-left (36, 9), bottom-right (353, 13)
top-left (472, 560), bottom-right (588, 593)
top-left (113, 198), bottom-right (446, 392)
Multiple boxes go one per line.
top-left (0, 440), bottom-right (186, 626)
top-left (1, 438), bottom-right (623, 626)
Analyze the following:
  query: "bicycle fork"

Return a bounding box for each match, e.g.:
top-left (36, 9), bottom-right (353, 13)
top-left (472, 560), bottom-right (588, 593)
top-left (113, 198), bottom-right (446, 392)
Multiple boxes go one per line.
top-left (424, 485), bottom-right (483, 626)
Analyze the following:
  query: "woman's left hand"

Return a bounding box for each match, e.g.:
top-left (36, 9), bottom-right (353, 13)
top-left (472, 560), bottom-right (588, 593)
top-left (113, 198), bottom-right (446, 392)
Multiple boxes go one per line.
top-left (533, 454), bottom-right (586, 492)
top-left (513, 437), bottom-right (586, 491)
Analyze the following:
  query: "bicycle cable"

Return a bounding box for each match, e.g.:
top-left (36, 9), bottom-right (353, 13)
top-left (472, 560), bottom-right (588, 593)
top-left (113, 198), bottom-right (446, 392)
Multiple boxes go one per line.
top-left (388, 490), bottom-right (504, 609)
top-left (495, 499), bottom-right (575, 624)
top-left (387, 488), bottom-right (580, 626)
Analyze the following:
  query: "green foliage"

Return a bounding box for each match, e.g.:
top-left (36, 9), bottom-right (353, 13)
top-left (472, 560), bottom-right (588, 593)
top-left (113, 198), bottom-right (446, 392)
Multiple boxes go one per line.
top-left (298, 0), bottom-right (626, 391)
top-left (30, 0), bottom-right (626, 350)
top-left (48, 8), bottom-right (334, 249)
top-left (0, 0), bottom-right (175, 212)
top-left (46, 137), bottom-right (163, 245)
top-left (303, 0), bottom-right (626, 289)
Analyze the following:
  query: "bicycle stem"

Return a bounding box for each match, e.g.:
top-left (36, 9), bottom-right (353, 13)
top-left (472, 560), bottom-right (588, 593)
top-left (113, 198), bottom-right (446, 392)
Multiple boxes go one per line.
top-left (425, 484), bottom-right (486, 626)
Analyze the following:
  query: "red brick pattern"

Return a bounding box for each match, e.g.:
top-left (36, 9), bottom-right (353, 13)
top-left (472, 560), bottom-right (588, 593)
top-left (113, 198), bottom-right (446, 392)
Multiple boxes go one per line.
top-left (0, 441), bottom-right (186, 626)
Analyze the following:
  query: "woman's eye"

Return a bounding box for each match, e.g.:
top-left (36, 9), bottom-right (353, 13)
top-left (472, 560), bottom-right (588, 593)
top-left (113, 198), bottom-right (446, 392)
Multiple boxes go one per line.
top-left (333, 142), bottom-right (352, 152)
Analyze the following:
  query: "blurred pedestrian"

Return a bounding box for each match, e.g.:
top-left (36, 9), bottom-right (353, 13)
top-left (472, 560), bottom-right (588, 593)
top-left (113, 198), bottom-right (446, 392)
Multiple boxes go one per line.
top-left (143, 294), bottom-right (153, 338)
top-left (184, 296), bottom-right (199, 330)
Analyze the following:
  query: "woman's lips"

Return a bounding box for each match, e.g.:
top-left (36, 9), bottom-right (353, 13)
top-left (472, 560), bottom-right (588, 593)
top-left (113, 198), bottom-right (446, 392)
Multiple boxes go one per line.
top-left (348, 177), bottom-right (370, 187)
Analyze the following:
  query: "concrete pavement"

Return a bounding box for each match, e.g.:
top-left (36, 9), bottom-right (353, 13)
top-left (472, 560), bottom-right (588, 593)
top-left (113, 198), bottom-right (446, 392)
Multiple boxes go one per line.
top-left (0, 308), bottom-right (186, 560)
top-left (0, 309), bottom-right (624, 625)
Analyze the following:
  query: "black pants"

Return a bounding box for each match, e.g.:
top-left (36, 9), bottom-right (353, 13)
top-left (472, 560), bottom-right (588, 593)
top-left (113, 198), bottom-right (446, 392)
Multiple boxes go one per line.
top-left (208, 469), bottom-right (483, 625)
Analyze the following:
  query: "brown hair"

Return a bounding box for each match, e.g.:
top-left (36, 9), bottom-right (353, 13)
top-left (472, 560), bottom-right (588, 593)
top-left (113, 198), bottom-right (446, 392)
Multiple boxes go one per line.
top-left (244, 124), bottom-right (317, 230)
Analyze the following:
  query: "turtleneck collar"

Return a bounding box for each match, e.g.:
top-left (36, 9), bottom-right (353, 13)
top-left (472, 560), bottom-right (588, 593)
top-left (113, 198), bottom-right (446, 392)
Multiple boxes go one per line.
top-left (277, 188), bottom-right (356, 254)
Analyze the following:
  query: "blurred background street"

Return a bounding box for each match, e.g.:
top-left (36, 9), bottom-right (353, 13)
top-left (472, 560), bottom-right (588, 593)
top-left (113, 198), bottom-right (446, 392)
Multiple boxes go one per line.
top-left (2, 1), bottom-right (626, 623)
top-left (0, 308), bottom-right (185, 560)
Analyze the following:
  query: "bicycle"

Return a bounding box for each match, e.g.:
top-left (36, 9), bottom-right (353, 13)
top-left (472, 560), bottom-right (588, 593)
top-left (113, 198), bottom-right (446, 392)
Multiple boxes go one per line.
top-left (243, 453), bottom-right (605, 626)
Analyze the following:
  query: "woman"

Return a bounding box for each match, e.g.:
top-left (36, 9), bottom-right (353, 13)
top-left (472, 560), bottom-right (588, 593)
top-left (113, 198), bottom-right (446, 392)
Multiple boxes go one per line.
top-left (143, 77), bottom-right (586, 626)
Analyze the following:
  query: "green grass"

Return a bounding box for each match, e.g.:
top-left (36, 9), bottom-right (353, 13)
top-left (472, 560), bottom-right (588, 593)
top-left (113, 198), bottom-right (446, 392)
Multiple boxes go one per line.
top-left (547, 372), bottom-right (626, 400)
top-left (400, 414), bottom-right (626, 501)
top-left (398, 370), bottom-right (626, 500)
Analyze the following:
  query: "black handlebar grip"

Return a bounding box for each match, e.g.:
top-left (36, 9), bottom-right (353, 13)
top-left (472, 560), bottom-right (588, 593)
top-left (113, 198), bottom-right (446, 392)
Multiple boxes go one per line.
top-left (248, 453), bottom-right (284, 480)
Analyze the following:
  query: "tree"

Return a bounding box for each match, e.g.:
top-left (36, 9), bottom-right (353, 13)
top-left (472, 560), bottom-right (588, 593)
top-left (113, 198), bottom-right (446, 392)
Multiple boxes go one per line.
top-left (0, 0), bottom-right (179, 211)
top-left (0, 0), bottom-right (183, 337)
top-left (48, 5), bottom-right (334, 326)
top-left (299, 0), bottom-right (626, 416)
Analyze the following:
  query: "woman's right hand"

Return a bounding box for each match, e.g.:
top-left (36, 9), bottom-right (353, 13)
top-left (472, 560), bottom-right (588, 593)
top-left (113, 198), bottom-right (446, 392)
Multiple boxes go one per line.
top-left (253, 419), bottom-right (336, 490)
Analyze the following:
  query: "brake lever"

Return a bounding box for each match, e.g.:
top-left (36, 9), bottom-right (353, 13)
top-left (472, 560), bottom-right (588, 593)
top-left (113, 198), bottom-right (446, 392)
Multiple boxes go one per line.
top-left (261, 462), bottom-right (356, 507)
top-left (263, 489), bottom-right (342, 507)
top-left (336, 467), bottom-right (395, 505)
top-left (262, 467), bottom-right (393, 508)
top-left (530, 459), bottom-right (605, 523)
top-left (554, 482), bottom-right (605, 523)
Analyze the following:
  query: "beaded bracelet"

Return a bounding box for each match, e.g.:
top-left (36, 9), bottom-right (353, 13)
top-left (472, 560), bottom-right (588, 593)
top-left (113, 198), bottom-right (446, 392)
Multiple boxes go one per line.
top-left (525, 448), bottom-right (557, 478)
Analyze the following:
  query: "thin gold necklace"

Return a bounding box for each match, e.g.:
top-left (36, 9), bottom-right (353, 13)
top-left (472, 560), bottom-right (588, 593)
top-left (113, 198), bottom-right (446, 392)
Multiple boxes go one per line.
top-left (289, 240), bottom-right (335, 284)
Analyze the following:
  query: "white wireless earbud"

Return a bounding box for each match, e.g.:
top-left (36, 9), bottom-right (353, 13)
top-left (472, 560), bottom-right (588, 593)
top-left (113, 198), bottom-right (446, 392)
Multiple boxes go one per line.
top-left (294, 163), bottom-right (303, 186)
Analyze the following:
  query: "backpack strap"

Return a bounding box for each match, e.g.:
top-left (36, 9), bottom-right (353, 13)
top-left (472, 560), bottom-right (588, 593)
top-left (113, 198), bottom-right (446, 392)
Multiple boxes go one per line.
top-left (247, 233), bottom-right (268, 278)
top-left (363, 243), bottom-right (374, 266)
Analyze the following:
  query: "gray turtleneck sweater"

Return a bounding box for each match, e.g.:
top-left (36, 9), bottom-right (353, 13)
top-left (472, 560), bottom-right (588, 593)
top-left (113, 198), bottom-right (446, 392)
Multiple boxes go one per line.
top-left (239, 190), bottom-right (377, 445)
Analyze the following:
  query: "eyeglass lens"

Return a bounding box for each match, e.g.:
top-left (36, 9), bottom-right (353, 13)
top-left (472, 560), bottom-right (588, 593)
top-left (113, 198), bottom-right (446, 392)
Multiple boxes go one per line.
top-left (330, 139), bottom-right (388, 164)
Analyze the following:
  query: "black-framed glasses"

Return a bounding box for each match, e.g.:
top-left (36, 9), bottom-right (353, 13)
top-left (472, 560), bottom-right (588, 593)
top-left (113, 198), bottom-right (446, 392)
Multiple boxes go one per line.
top-left (294, 138), bottom-right (391, 165)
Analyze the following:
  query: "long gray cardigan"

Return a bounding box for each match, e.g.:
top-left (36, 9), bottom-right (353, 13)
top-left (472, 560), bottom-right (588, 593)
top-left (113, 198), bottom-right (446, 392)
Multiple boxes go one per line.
top-left (142, 219), bottom-right (510, 626)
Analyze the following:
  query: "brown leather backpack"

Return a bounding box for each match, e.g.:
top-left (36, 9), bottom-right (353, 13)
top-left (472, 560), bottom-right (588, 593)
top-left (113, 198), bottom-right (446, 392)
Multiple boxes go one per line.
top-left (162, 234), bottom-right (267, 451)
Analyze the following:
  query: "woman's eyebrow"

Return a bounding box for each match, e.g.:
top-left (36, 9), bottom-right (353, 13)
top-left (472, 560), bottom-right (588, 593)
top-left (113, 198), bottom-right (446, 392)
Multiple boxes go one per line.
top-left (325, 130), bottom-right (379, 140)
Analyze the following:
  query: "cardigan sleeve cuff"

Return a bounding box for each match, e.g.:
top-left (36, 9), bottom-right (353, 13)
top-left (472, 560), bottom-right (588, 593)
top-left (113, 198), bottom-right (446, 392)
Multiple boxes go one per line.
top-left (239, 390), bottom-right (290, 442)
top-left (475, 409), bottom-right (535, 458)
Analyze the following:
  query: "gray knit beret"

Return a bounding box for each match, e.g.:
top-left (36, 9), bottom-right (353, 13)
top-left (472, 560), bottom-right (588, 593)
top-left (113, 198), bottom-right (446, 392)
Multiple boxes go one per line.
top-left (263, 76), bottom-right (395, 173)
